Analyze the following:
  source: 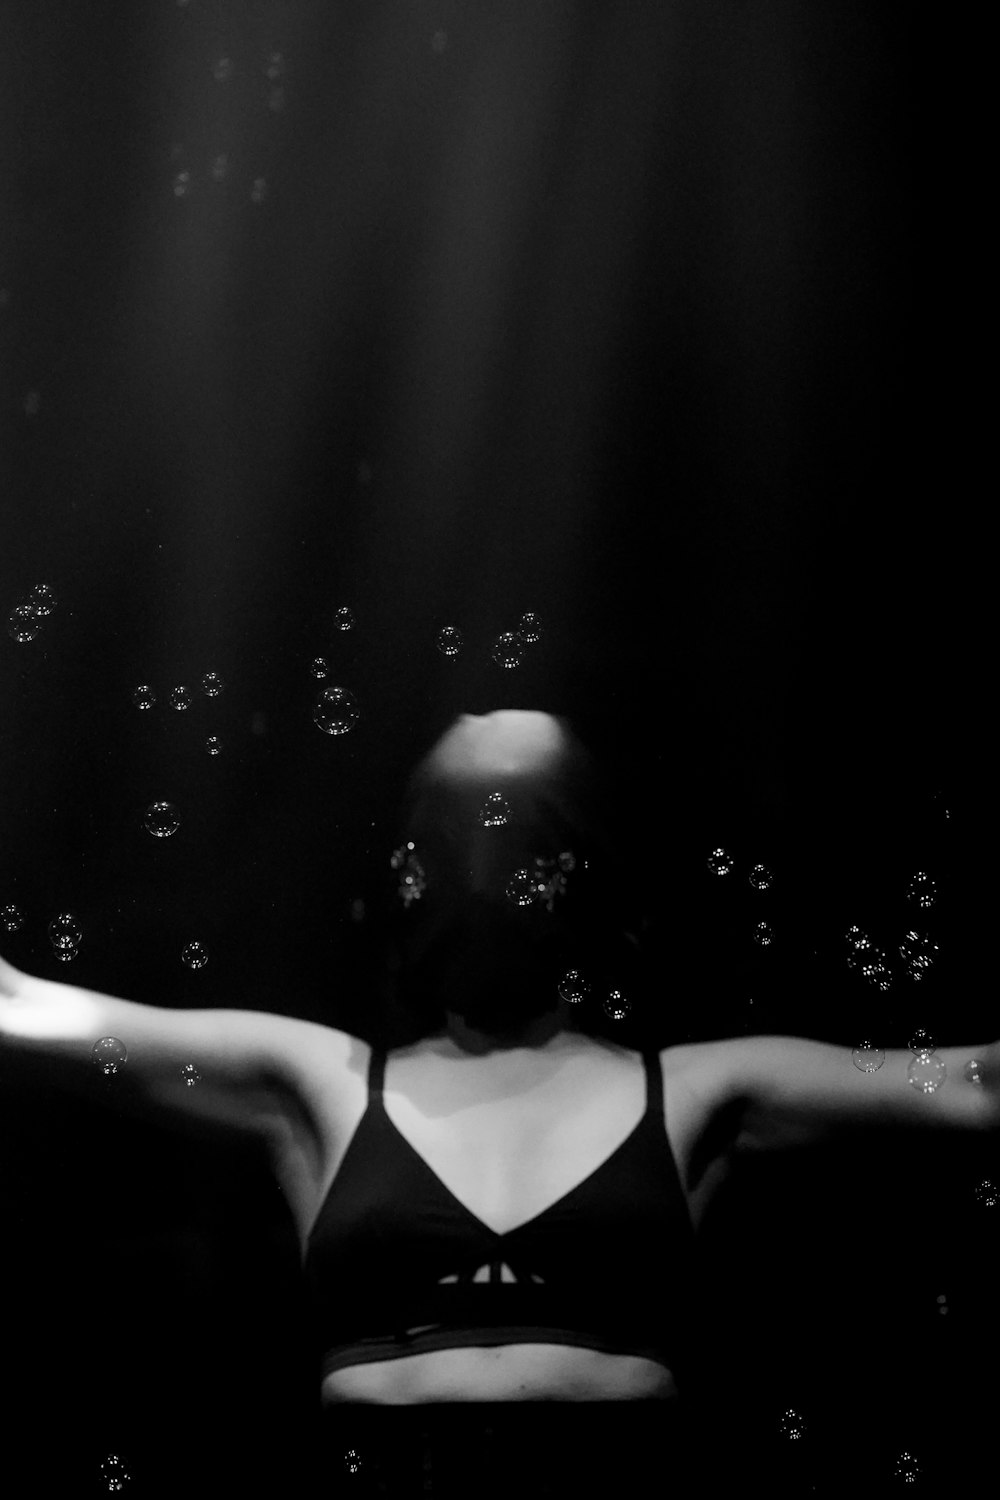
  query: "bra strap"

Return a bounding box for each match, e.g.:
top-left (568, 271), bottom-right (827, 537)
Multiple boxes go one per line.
top-left (642, 1049), bottom-right (665, 1120)
top-left (368, 1045), bottom-right (387, 1104)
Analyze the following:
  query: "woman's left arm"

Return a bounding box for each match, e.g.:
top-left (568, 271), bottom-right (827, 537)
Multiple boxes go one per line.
top-left (710, 1035), bottom-right (1000, 1152)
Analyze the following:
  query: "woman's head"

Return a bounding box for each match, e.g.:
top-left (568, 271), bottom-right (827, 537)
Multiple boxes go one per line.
top-left (388, 711), bottom-right (623, 1038)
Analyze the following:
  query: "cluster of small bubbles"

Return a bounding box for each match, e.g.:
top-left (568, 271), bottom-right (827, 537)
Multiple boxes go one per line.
top-left (517, 612), bottom-right (542, 645)
top-left (974, 1178), bottom-right (998, 1208)
top-left (506, 869), bottom-right (536, 908)
top-left (492, 632), bottom-right (523, 670)
top-left (144, 800), bottom-right (180, 838)
top-left (436, 625), bottom-right (463, 657)
top-left (23, 390), bottom-right (41, 417)
top-left (182, 942), bottom-right (208, 969)
top-left (201, 671), bottom-right (224, 697)
top-left (906, 871), bottom-right (937, 910)
top-left (707, 848), bottom-right (734, 877)
top-left (907, 1051), bottom-right (946, 1095)
top-left (480, 792), bottom-right (511, 828)
top-left (179, 1063), bottom-right (201, 1088)
top-left (558, 970), bottom-right (590, 1005)
top-left (908, 1029), bottom-right (935, 1055)
top-left (753, 921), bottom-right (773, 948)
top-left (251, 177), bottom-right (268, 204)
top-left (899, 930), bottom-right (938, 982)
top-left (99, 1454), bottom-right (131, 1493)
top-left (334, 605), bottom-right (355, 631)
top-left (49, 913), bottom-right (82, 962)
top-left (170, 686), bottom-right (192, 711)
top-left (748, 864), bottom-right (773, 891)
top-left (778, 1408), bottom-right (806, 1441)
top-left (93, 1036), bottom-right (127, 1078)
top-left (313, 685), bottom-right (360, 735)
top-left (210, 153), bottom-right (229, 182)
top-left (963, 1059), bottom-right (983, 1086)
top-left (1, 903), bottom-right (25, 932)
top-left (603, 989), bottom-right (631, 1022)
top-left (213, 57), bottom-right (234, 82)
top-left (205, 735), bottom-right (223, 756)
top-left (891, 1452), bottom-right (921, 1486)
top-left (132, 685), bottom-right (156, 710)
top-left (173, 170), bottom-right (192, 198)
top-left (311, 656), bottom-right (329, 679)
top-left (852, 1042), bottom-right (885, 1073)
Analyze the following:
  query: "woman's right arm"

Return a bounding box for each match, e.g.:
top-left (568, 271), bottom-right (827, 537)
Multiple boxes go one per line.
top-left (0, 951), bottom-right (347, 1143)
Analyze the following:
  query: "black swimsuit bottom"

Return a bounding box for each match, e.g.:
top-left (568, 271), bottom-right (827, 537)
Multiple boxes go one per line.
top-left (313, 1399), bottom-right (704, 1499)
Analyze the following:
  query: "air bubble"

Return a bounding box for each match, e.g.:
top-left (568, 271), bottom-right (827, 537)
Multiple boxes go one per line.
top-left (23, 390), bottom-right (40, 417)
top-left (144, 801), bottom-right (180, 838)
top-left (265, 52), bottom-right (285, 80)
top-left (310, 657), bottom-right (329, 679)
top-left (891, 1451), bottom-right (921, 1486)
top-left (480, 792), bottom-right (511, 828)
top-left (313, 686), bottom-right (360, 736)
top-left (251, 177), bottom-right (268, 203)
top-left (99, 1453), bottom-right (131, 1493)
top-left (753, 921), bottom-right (773, 948)
top-left (48, 913), bottom-right (82, 951)
top-left (179, 1063), bottom-right (201, 1088)
top-left (1, 904), bottom-right (24, 933)
top-left (906, 871), bottom-right (936, 910)
top-left (558, 970), bottom-right (590, 1005)
top-left (205, 735), bottom-right (222, 755)
top-left (201, 671), bottom-right (224, 696)
top-left (334, 606), bottom-right (355, 631)
top-left (749, 864), bottom-right (773, 891)
top-left (210, 154), bottom-right (229, 182)
top-left (907, 1051), bottom-right (946, 1095)
top-left (778, 1408), bottom-right (806, 1441)
top-left (436, 626), bottom-right (463, 658)
top-left (852, 1042), bottom-right (885, 1073)
top-left (132, 685), bottom-right (156, 710)
top-left (173, 171), bottom-right (191, 198)
top-left (7, 604), bottom-right (41, 643)
top-left (93, 1037), bottom-right (127, 1078)
top-left (506, 869), bottom-right (536, 908)
top-left (170, 686), bottom-right (192, 711)
top-left (491, 632), bottom-right (523, 670)
top-left (908, 1029), bottom-right (935, 1055)
top-left (707, 848), bottom-right (733, 877)
top-left (517, 612), bottom-right (542, 645)
top-left (603, 989), bottom-right (631, 1022)
top-left (182, 942), bottom-right (208, 969)
top-left (31, 583), bottom-right (57, 615)
top-left (267, 85), bottom-right (286, 112)
top-left (963, 1059), bottom-right (983, 1085)
top-left (213, 57), bottom-right (234, 82)
top-left (974, 1178), bottom-right (998, 1208)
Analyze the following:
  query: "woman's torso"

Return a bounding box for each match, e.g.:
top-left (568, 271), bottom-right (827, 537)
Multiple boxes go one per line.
top-left (268, 1029), bottom-right (735, 1405)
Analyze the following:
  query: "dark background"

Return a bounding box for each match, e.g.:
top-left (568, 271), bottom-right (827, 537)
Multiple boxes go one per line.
top-left (0, 3), bottom-right (985, 1494)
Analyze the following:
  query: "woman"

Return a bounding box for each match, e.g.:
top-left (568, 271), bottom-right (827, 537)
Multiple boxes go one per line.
top-left (1, 710), bottom-right (996, 1496)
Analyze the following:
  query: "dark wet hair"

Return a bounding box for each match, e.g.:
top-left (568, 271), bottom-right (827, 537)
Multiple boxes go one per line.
top-left (382, 715), bottom-right (644, 1042)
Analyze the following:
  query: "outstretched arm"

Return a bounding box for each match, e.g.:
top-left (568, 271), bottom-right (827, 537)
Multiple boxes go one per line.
top-left (0, 952), bottom-right (345, 1143)
top-left (709, 1034), bottom-right (1000, 1152)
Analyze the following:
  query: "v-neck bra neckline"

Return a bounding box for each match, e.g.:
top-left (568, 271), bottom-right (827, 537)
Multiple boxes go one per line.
top-left (373, 1049), bottom-right (658, 1240)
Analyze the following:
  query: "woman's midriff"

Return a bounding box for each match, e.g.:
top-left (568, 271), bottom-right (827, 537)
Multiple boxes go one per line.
top-left (321, 1343), bottom-right (679, 1405)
